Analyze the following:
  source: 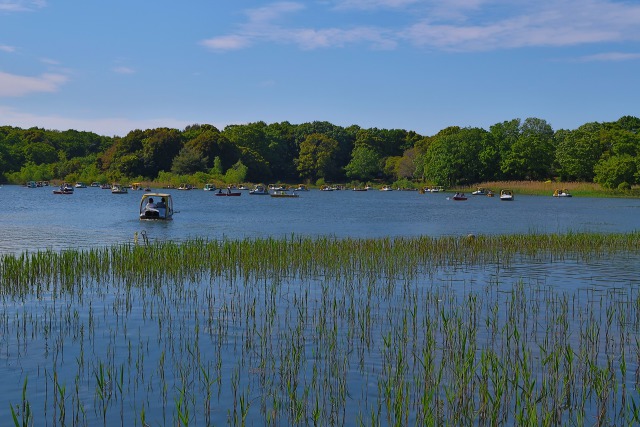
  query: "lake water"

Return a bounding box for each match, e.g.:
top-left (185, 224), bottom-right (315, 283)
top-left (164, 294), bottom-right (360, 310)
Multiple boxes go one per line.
top-left (1, 185), bottom-right (640, 425)
top-left (1, 185), bottom-right (639, 254)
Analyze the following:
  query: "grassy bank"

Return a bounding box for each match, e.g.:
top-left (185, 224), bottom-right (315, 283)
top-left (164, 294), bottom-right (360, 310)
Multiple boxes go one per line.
top-left (453, 180), bottom-right (640, 198)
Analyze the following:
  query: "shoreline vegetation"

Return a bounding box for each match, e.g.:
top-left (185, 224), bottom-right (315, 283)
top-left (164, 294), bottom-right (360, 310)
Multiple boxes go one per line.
top-left (22, 179), bottom-right (640, 198)
top-left (1, 233), bottom-right (640, 424)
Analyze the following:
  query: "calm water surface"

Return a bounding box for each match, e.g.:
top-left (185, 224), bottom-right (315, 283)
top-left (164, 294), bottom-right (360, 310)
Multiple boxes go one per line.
top-left (1, 185), bottom-right (640, 425)
top-left (1, 185), bottom-right (638, 253)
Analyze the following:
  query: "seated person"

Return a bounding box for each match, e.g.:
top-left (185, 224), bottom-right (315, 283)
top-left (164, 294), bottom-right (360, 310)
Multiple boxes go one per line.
top-left (145, 197), bottom-right (157, 209)
top-left (156, 197), bottom-right (166, 208)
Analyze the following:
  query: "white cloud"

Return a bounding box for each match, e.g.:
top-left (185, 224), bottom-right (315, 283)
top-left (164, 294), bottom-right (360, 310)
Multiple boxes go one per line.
top-left (113, 66), bottom-right (136, 75)
top-left (200, 35), bottom-right (252, 51)
top-left (0, 71), bottom-right (67, 96)
top-left (0, 45), bottom-right (15, 53)
top-left (202, 1), bottom-right (396, 51)
top-left (0, 106), bottom-right (199, 136)
top-left (202, 0), bottom-right (640, 53)
top-left (0, 0), bottom-right (46, 12)
top-left (577, 52), bottom-right (640, 62)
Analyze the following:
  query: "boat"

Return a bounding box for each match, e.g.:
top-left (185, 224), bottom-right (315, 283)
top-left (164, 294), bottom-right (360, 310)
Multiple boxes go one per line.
top-left (499, 189), bottom-right (514, 201)
top-left (451, 193), bottom-right (468, 201)
top-left (238, 185), bottom-right (249, 191)
top-left (178, 183), bottom-right (193, 190)
top-left (472, 187), bottom-right (487, 195)
top-left (131, 182), bottom-right (144, 191)
top-left (352, 187), bottom-right (367, 191)
top-left (26, 181), bottom-right (37, 188)
top-left (295, 184), bottom-right (309, 191)
top-left (215, 188), bottom-right (241, 196)
top-left (139, 193), bottom-right (173, 220)
top-left (249, 185), bottom-right (269, 195)
top-left (270, 190), bottom-right (299, 198)
top-left (100, 183), bottom-right (111, 189)
top-left (320, 185), bottom-right (334, 191)
top-left (53, 183), bottom-right (74, 195)
top-left (486, 190), bottom-right (494, 197)
top-left (111, 184), bottom-right (128, 194)
top-left (75, 182), bottom-right (87, 188)
top-left (553, 189), bottom-right (572, 197)
top-left (203, 183), bottom-right (217, 191)
top-left (380, 185), bottom-right (393, 191)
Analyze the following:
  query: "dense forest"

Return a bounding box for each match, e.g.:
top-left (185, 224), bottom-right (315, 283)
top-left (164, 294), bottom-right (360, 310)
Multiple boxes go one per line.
top-left (1, 115), bottom-right (639, 189)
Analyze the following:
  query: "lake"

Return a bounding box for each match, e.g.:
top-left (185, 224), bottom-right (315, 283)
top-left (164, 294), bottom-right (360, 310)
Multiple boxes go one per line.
top-left (1, 185), bottom-right (638, 254)
top-left (1, 185), bottom-right (640, 425)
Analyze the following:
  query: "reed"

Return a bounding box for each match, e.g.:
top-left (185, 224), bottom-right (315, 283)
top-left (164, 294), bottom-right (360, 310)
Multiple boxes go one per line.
top-left (1, 232), bottom-right (639, 425)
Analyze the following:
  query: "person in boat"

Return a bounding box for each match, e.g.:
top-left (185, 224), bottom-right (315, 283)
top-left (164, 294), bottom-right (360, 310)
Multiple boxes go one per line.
top-left (156, 197), bottom-right (166, 208)
top-left (145, 198), bottom-right (156, 209)
top-left (227, 186), bottom-right (231, 194)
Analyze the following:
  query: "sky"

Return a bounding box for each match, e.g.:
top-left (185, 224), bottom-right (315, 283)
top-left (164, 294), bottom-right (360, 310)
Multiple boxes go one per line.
top-left (1, 0), bottom-right (639, 137)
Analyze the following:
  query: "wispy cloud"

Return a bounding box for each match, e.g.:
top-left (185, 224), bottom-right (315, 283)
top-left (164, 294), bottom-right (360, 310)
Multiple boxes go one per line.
top-left (0, 71), bottom-right (67, 96)
top-left (201, 0), bottom-right (640, 53)
top-left (576, 52), bottom-right (640, 62)
top-left (113, 66), bottom-right (136, 75)
top-left (0, 105), bottom-right (202, 136)
top-left (201, 1), bottom-right (396, 51)
top-left (0, 44), bottom-right (15, 53)
top-left (0, 0), bottom-right (46, 12)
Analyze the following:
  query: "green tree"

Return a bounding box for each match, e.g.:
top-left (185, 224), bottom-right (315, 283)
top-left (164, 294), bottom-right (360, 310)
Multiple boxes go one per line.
top-left (345, 145), bottom-right (380, 181)
top-left (171, 146), bottom-right (208, 175)
top-left (501, 118), bottom-right (555, 180)
top-left (594, 155), bottom-right (637, 189)
top-left (296, 133), bottom-right (340, 181)
top-left (555, 127), bottom-right (602, 181)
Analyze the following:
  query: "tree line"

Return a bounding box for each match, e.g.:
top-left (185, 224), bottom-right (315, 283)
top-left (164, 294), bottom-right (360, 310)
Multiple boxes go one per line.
top-left (1, 115), bottom-right (639, 189)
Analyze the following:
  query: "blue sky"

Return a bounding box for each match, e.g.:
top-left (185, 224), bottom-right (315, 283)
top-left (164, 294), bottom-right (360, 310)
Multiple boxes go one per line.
top-left (1, 0), bottom-right (639, 137)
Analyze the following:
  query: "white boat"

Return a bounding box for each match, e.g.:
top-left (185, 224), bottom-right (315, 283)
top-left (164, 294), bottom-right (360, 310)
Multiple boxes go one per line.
top-left (203, 183), bottom-right (217, 191)
top-left (249, 185), bottom-right (269, 195)
top-left (270, 190), bottom-right (299, 198)
top-left (499, 189), bottom-right (514, 201)
top-left (553, 189), bottom-right (572, 197)
top-left (111, 184), bottom-right (128, 194)
top-left (471, 187), bottom-right (487, 195)
top-left (75, 182), bottom-right (87, 188)
top-left (380, 185), bottom-right (393, 191)
top-left (26, 181), bottom-right (37, 188)
top-left (53, 183), bottom-right (74, 194)
top-left (139, 193), bottom-right (173, 220)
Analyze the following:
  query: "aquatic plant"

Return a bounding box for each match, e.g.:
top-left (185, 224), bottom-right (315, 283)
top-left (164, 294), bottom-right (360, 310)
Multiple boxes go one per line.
top-left (0, 232), bottom-right (639, 425)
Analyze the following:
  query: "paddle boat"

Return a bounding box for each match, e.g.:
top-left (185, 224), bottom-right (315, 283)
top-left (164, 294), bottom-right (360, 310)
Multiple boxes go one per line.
top-left (215, 188), bottom-right (241, 196)
top-left (295, 184), bottom-right (309, 191)
top-left (472, 187), bottom-right (487, 195)
top-left (249, 185), bottom-right (269, 195)
top-left (499, 189), bottom-right (514, 201)
top-left (203, 183), bottom-right (216, 191)
top-left (553, 189), bottom-right (572, 197)
top-left (380, 185), bottom-right (393, 191)
top-left (139, 193), bottom-right (173, 220)
top-left (75, 182), bottom-right (87, 188)
top-left (111, 184), bottom-right (128, 194)
top-left (270, 190), bottom-right (299, 198)
top-left (451, 192), bottom-right (468, 201)
top-left (53, 183), bottom-right (74, 194)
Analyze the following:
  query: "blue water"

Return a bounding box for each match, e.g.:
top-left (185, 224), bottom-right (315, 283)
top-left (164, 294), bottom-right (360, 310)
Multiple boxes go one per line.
top-left (1, 185), bottom-right (639, 253)
top-left (1, 185), bottom-right (640, 425)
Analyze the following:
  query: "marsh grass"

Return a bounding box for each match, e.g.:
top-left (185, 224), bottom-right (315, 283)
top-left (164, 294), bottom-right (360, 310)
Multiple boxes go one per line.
top-left (1, 233), bottom-right (640, 425)
top-left (457, 180), bottom-right (640, 198)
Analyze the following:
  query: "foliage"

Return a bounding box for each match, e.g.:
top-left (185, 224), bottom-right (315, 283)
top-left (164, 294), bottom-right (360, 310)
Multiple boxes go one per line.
top-left (345, 145), bottom-right (381, 181)
top-left (1, 116), bottom-right (640, 187)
